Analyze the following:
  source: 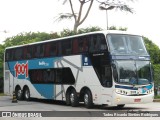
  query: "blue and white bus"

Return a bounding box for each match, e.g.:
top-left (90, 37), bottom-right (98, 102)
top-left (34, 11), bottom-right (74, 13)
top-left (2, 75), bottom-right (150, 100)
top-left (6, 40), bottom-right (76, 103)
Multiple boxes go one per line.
top-left (4, 31), bottom-right (154, 108)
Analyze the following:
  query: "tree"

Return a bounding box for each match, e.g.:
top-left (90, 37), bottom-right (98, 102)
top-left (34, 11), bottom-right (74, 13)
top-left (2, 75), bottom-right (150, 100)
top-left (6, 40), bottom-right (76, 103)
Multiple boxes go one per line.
top-left (98, 0), bottom-right (133, 13)
top-left (56, 0), bottom-right (94, 32)
top-left (143, 36), bottom-right (160, 87)
top-left (108, 25), bottom-right (127, 31)
top-left (56, 0), bottom-right (133, 32)
top-left (143, 36), bottom-right (160, 64)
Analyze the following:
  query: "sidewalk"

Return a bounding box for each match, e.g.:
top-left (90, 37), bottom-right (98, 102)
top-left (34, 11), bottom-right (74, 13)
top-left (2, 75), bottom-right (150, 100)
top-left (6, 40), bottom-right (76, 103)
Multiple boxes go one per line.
top-left (153, 99), bottom-right (160, 102)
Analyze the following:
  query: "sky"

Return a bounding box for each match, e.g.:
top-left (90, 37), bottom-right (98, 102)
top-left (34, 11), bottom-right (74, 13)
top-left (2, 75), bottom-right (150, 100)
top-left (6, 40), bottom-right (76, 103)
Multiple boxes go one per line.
top-left (0, 0), bottom-right (160, 47)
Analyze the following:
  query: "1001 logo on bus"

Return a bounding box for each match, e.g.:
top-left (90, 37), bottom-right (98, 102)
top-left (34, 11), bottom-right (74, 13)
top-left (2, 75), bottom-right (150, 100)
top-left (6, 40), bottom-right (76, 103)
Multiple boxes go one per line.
top-left (14, 62), bottom-right (28, 78)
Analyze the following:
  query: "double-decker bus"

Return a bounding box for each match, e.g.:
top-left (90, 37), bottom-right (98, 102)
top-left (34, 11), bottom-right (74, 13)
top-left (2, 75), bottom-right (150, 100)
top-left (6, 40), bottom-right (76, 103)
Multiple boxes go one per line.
top-left (4, 31), bottom-right (154, 108)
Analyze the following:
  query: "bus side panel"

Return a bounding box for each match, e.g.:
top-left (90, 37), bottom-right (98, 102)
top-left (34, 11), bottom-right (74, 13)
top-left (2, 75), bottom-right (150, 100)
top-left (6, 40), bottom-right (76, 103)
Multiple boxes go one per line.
top-left (5, 61), bottom-right (53, 99)
top-left (53, 55), bottom-right (112, 105)
top-left (4, 62), bottom-right (14, 95)
top-left (32, 84), bottom-right (54, 99)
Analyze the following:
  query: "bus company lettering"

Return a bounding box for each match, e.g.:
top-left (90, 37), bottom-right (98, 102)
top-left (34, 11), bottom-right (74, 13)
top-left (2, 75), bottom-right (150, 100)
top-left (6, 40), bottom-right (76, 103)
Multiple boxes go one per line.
top-left (39, 61), bottom-right (49, 66)
top-left (14, 61), bottom-right (28, 78)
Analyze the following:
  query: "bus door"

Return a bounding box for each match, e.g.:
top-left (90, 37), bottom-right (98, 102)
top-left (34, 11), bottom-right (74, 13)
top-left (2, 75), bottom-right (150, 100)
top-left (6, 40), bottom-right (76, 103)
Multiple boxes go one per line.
top-left (89, 52), bottom-right (113, 103)
top-left (89, 52), bottom-right (112, 87)
top-left (4, 70), bottom-right (14, 95)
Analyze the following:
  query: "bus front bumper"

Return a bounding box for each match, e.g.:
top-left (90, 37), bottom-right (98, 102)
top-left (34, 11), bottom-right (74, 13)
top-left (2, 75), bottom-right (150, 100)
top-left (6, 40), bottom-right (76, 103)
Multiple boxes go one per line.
top-left (112, 93), bottom-right (154, 106)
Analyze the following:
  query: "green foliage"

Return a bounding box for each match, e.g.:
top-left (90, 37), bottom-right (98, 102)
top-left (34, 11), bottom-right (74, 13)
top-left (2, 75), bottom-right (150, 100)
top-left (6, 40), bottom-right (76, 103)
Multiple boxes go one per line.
top-left (143, 36), bottom-right (160, 64)
top-left (108, 26), bottom-right (127, 31)
top-left (3, 32), bottom-right (58, 48)
top-left (0, 93), bottom-right (5, 96)
top-left (78, 26), bottom-right (102, 34)
top-left (143, 36), bottom-right (160, 87)
top-left (60, 29), bottom-right (76, 37)
top-left (153, 64), bottom-right (160, 87)
top-left (60, 26), bottom-right (102, 37)
top-left (119, 27), bottom-right (128, 31)
top-left (154, 95), bottom-right (160, 99)
top-left (108, 26), bottom-right (117, 30)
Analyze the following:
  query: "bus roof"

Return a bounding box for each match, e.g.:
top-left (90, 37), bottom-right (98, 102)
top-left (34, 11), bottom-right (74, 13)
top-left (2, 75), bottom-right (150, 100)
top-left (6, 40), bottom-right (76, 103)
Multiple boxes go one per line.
top-left (5, 30), bottom-right (142, 50)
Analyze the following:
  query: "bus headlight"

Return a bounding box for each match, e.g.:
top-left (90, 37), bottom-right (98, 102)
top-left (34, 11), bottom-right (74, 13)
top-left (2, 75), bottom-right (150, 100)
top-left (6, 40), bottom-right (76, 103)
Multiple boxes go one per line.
top-left (116, 97), bottom-right (120, 102)
top-left (115, 89), bottom-right (128, 95)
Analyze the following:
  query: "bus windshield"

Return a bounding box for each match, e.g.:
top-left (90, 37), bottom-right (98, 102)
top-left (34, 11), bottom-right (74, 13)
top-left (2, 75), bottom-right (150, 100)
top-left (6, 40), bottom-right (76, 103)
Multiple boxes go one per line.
top-left (113, 60), bottom-right (152, 85)
top-left (107, 34), bottom-right (148, 55)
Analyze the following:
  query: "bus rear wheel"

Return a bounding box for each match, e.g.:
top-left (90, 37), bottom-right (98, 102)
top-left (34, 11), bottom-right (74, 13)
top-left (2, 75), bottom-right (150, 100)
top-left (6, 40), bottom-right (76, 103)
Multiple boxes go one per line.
top-left (66, 91), bottom-right (71, 105)
top-left (84, 90), bottom-right (93, 109)
top-left (70, 89), bottom-right (79, 107)
top-left (23, 87), bottom-right (30, 101)
top-left (15, 87), bottom-right (23, 100)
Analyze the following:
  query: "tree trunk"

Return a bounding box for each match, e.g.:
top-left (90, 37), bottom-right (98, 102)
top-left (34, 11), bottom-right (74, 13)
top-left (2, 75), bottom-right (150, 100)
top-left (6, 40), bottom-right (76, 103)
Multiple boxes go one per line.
top-left (73, 22), bottom-right (79, 33)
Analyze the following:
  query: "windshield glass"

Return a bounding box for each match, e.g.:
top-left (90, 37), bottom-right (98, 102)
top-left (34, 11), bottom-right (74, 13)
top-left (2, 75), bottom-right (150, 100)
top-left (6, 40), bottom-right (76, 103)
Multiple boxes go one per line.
top-left (107, 34), bottom-right (148, 55)
top-left (113, 60), bottom-right (152, 85)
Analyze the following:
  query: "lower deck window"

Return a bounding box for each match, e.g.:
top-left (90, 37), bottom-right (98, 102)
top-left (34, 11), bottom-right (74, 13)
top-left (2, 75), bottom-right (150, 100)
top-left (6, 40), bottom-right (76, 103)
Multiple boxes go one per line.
top-left (29, 68), bottom-right (75, 84)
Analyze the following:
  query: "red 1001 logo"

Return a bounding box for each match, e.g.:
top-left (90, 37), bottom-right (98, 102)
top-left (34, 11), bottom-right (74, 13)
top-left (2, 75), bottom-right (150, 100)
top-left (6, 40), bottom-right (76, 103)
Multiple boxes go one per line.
top-left (14, 61), bottom-right (28, 78)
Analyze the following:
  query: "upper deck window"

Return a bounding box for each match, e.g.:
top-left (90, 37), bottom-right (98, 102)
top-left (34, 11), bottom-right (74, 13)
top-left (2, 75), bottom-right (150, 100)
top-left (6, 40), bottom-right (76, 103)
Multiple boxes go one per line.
top-left (107, 34), bottom-right (148, 55)
top-left (89, 34), bottom-right (107, 53)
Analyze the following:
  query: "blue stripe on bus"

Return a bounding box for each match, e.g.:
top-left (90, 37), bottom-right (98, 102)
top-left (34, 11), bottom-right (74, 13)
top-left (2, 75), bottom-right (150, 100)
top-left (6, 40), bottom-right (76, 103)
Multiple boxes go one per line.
top-left (8, 57), bottom-right (60, 70)
top-left (115, 84), bottom-right (153, 91)
top-left (7, 57), bottom-right (61, 78)
top-left (33, 84), bottom-right (54, 99)
top-left (115, 85), bottom-right (138, 90)
top-left (111, 55), bottom-right (150, 60)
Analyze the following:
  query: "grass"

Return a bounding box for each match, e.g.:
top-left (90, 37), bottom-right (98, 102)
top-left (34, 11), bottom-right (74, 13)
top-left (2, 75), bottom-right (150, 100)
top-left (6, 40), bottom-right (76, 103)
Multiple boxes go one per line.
top-left (0, 93), bottom-right (5, 96)
top-left (154, 95), bottom-right (160, 99)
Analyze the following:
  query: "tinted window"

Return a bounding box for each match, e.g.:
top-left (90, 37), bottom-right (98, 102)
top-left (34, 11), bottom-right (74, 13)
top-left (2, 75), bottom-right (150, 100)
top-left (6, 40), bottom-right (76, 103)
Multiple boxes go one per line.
top-left (5, 49), bottom-right (10, 61)
top-left (78, 37), bottom-right (89, 53)
top-left (34, 44), bottom-right (45, 58)
top-left (29, 68), bottom-right (75, 84)
top-left (14, 47), bottom-right (23, 60)
top-left (89, 34), bottom-right (107, 53)
top-left (62, 40), bottom-right (72, 55)
top-left (72, 37), bottom-right (89, 54)
top-left (50, 42), bottom-right (57, 56)
top-left (23, 46), bottom-right (28, 59)
top-left (27, 46), bottom-right (32, 59)
top-left (107, 34), bottom-right (148, 55)
top-left (72, 38), bottom-right (79, 54)
top-left (5, 33), bottom-right (107, 61)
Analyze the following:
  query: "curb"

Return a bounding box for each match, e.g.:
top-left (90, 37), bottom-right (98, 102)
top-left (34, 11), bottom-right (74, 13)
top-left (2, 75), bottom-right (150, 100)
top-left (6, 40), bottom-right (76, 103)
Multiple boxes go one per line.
top-left (153, 99), bottom-right (160, 102)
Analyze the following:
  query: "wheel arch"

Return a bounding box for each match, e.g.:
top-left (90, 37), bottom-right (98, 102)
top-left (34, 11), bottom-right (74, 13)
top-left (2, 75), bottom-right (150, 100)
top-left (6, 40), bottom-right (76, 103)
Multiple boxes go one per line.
top-left (15, 85), bottom-right (21, 91)
top-left (66, 86), bottom-right (76, 96)
top-left (22, 85), bottom-right (30, 94)
top-left (23, 85), bottom-right (29, 91)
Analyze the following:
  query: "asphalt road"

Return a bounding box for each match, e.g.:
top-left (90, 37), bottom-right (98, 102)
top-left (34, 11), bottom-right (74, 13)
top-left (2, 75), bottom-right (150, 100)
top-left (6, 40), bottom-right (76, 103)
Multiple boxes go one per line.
top-left (0, 96), bottom-right (160, 120)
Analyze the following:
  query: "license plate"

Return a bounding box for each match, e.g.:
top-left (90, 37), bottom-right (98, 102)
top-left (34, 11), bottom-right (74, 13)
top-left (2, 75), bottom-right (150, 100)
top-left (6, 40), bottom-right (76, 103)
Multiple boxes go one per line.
top-left (134, 99), bottom-right (141, 102)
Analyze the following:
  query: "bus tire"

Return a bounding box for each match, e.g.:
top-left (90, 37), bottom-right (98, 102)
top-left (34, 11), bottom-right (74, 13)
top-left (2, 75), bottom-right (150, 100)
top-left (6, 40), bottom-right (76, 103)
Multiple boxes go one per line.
top-left (116, 104), bottom-right (125, 109)
top-left (70, 89), bottom-right (79, 107)
top-left (66, 91), bottom-right (71, 105)
top-left (15, 87), bottom-right (23, 100)
top-left (23, 87), bottom-right (30, 101)
top-left (84, 90), bottom-right (93, 109)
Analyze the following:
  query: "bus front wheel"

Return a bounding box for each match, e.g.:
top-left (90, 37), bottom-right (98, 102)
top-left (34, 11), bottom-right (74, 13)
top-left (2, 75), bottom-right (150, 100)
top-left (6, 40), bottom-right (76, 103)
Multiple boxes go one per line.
top-left (23, 87), bottom-right (30, 101)
top-left (116, 104), bottom-right (125, 109)
top-left (84, 90), bottom-right (93, 109)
